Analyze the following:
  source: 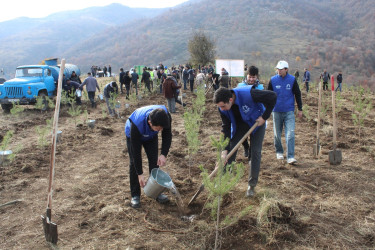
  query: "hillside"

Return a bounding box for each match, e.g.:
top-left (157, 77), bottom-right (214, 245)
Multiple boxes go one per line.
top-left (0, 79), bottom-right (374, 248)
top-left (0, 3), bottom-right (166, 73)
top-left (0, 0), bottom-right (374, 88)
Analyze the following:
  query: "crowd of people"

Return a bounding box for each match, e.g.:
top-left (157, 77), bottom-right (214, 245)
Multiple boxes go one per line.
top-left (63, 61), bottom-right (345, 209)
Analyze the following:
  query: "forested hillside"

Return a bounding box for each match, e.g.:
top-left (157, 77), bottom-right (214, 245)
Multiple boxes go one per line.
top-left (0, 0), bottom-right (374, 88)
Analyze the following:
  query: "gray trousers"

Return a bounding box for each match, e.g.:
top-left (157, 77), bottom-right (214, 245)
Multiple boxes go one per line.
top-left (105, 97), bottom-right (115, 115)
top-left (227, 121), bottom-right (266, 187)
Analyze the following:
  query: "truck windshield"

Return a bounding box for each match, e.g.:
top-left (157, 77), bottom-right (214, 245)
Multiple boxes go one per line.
top-left (15, 68), bottom-right (43, 77)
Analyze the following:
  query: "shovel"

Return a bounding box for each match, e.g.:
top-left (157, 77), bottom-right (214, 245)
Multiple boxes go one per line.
top-left (329, 76), bottom-right (342, 165)
top-left (41, 59), bottom-right (65, 244)
top-left (188, 122), bottom-right (259, 206)
top-left (313, 80), bottom-right (322, 157)
top-left (205, 82), bottom-right (214, 96)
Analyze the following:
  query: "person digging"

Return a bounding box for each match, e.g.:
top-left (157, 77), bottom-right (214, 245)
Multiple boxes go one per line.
top-left (214, 86), bottom-right (276, 197)
top-left (125, 105), bottom-right (172, 208)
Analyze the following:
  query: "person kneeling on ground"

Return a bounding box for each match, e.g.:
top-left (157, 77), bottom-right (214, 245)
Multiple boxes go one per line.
top-left (214, 86), bottom-right (276, 197)
top-left (103, 81), bottom-right (118, 116)
top-left (125, 105), bottom-right (172, 208)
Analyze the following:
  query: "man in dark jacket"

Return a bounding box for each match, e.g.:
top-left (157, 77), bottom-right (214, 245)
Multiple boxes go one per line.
top-left (69, 71), bottom-right (81, 84)
top-left (320, 69), bottom-right (330, 91)
top-left (103, 81), bottom-right (118, 116)
top-left (125, 105), bottom-right (172, 208)
top-left (141, 68), bottom-right (152, 93)
top-left (64, 80), bottom-right (82, 105)
top-left (131, 69), bottom-right (139, 95)
top-left (163, 76), bottom-right (180, 113)
top-left (119, 68), bottom-right (126, 94)
top-left (159, 68), bottom-right (167, 94)
top-left (336, 71), bottom-right (343, 92)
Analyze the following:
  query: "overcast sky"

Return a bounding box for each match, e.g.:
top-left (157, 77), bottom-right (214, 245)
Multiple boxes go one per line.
top-left (0, 0), bottom-right (189, 22)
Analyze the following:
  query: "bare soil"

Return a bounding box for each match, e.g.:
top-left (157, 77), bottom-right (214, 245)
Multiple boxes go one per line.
top-left (1, 79), bottom-right (375, 249)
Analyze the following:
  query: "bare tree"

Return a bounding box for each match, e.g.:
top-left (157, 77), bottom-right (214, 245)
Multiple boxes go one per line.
top-left (188, 31), bottom-right (216, 66)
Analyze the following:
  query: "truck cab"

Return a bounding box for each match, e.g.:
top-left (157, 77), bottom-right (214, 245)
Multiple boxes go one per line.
top-left (0, 62), bottom-right (80, 113)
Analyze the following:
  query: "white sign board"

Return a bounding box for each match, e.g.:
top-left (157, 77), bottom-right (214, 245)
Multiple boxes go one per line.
top-left (215, 59), bottom-right (245, 77)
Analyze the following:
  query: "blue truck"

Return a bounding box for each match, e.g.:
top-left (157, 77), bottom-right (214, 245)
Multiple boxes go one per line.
top-left (0, 59), bottom-right (80, 113)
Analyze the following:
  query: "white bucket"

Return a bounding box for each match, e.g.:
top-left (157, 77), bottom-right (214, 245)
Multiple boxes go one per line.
top-left (144, 168), bottom-right (173, 199)
top-left (87, 119), bottom-right (96, 129)
top-left (115, 101), bottom-right (121, 109)
top-left (56, 131), bottom-right (62, 143)
top-left (98, 94), bottom-right (104, 101)
top-left (0, 150), bottom-right (13, 165)
top-left (76, 90), bottom-right (82, 97)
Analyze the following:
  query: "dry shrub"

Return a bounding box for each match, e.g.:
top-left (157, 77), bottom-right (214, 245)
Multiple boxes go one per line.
top-left (322, 125), bottom-right (333, 136)
top-left (257, 197), bottom-right (296, 244)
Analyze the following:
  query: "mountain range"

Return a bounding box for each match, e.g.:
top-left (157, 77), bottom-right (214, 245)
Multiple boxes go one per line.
top-left (0, 0), bottom-right (374, 88)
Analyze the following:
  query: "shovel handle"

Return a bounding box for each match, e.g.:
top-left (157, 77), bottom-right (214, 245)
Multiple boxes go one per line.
top-left (47, 59), bottom-right (65, 209)
top-left (188, 122), bottom-right (259, 205)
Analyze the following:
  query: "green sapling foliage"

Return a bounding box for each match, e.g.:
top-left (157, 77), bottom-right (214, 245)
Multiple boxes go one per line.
top-left (35, 118), bottom-right (53, 148)
top-left (183, 84), bottom-right (206, 175)
top-left (67, 103), bottom-right (82, 126)
top-left (199, 134), bottom-right (245, 248)
top-left (10, 102), bottom-right (25, 116)
top-left (352, 90), bottom-right (372, 140)
top-left (302, 104), bottom-right (311, 122)
top-left (1, 130), bottom-right (14, 151)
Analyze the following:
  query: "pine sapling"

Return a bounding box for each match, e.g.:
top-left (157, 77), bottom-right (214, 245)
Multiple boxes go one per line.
top-left (200, 134), bottom-right (245, 250)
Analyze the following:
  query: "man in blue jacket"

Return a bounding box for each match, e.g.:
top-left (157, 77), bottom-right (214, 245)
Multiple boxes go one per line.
top-left (214, 86), bottom-right (276, 197)
top-left (125, 105), bottom-right (172, 208)
top-left (268, 61), bottom-right (303, 165)
top-left (303, 68), bottom-right (311, 93)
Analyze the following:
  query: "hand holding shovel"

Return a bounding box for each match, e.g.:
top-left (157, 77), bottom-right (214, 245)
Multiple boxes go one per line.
top-left (188, 122), bottom-right (259, 206)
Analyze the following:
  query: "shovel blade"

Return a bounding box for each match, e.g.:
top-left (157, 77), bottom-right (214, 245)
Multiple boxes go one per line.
top-left (329, 150), bottom-right (342, 165)
top-left (313, 144), bottom-right (321, 157)
top-left (188, 184), bottom-right (205, 206)
top-left (41, 209), bottom-right (58, 244)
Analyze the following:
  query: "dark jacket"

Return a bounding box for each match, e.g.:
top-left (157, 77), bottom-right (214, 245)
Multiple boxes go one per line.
top-left (103, 82), bottom-right (118, 98)
top-left (141, 71), bottom-right (151, 84)
top-left (163, 77), bottom-right (180, 99)
top-left (119, 71), bottom-right (126, 84)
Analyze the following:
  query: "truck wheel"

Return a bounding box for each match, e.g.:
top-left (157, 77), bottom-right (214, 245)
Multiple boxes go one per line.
top-left (38, 92), bottom-right (48, 111)
top-left (1, 104), bottom-right (13, 113)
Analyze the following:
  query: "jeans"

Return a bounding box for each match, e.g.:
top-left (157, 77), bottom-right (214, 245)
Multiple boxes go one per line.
top-left (132, 81), bottom-right (138, 95)
top-left (105, 97), bottom-right (115, 115)
top-left (126, 135), bottom-right (159, 197)
top-left (227, 122), bottom-right (266, 187)
top-left (167, 97), bottom-right (176, 113)
top-left (272, 111), bottom-right (295, 160)
top-left (183, 79), bottom-right (188, 90)
top-left (335, 83), bottom-right (342, 92)
top-left (189, 79), bottom-right (194, 92)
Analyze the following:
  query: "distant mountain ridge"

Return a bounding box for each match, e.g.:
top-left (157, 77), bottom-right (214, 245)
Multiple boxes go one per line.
top-left (0, 0), bottom-right (374, 88)
top-left (0, 3), bottom-right (166, 74)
